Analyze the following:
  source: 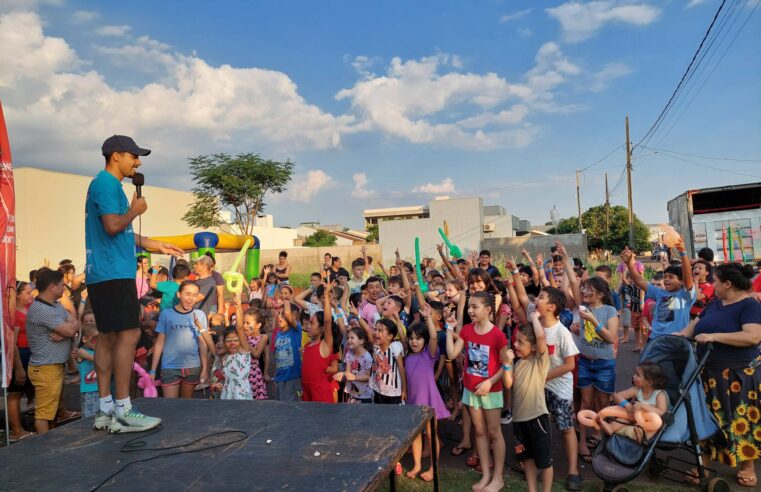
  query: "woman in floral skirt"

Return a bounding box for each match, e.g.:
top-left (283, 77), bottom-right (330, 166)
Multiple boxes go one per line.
top-left (678, 263), bottom-right (761, 487)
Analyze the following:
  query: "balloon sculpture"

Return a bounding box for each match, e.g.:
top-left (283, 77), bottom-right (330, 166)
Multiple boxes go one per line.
top-left (438, 228), bottom-right (462, 259)
top-left (223, 238), bottom-right (253, 294)
top-left (133, 362), bottom-right (160, 398)
top-left (577, 405), bottom-right (663, 438)
top-left (414, 237), bottom-right (429, 294)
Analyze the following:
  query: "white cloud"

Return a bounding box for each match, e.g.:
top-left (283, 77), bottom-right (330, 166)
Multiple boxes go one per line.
top-left (96, 24), bottom-right (131, 37)
top-left (685, 0), bottom-right (707, 7)
top-left (351, 172), bottom-right (376, 198)
top-left (283, 170), bottom-right (332, 203)
top-left (336, 45), bottom-right (580, 150)
top-left (95, 36), bottom-right (176, 72)
top-left (500, 9), bottom-right (532, 23)
top-left (0, 0), bottom-right (61, 13)
top-left (412, 178), bottom-right (456, 194)
top-left (72, 10), bottom-right (98, 23)
top-left (546, 1), bottom-right (661, 42)
top-left (0, 11), bottom-right (355, 177)
top-left (589, 62), bottom-right (632, 91)
top-left (518, 28), bottom-right (534, 37)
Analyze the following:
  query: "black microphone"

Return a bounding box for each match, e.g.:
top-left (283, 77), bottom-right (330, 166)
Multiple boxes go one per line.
top-left (132, 172), bottom-right (144, 198)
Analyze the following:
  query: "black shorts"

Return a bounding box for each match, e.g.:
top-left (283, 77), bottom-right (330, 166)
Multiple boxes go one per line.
top-left (88, 279), bottom-right (140, 333)
top-left (7, 347), bottom-right (34, 396)
top-left (373, 392), bottom-right (402, 405)
top-left (513, 414), bottom-right (553, 469)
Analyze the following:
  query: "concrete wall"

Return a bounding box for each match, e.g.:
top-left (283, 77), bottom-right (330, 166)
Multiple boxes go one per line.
top-left (482, 233), bottom-right (588, 260)
top-left (379, 197), bottom-right (484, 263)
top-left (15, 167), bottom-right (298, 276)
top-left (209, 245), bottom-right (384, 276)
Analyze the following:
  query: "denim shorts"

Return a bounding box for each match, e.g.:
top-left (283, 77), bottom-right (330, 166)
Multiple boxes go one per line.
top-left (577, 357), bottom-right (616, 394)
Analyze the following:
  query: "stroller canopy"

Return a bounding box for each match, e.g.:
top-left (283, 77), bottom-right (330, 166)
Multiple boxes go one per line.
top-left (639, 335), bottom-right (718, 443)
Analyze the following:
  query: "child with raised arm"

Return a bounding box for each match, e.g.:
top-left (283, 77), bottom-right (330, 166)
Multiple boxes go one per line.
top-left (446, 291), bottom-right (507, 492)
top-left (621, 237), bottom-right (695, 339)
top-left (274, 300), bottom-right (302, 401)
top-left (301, 279), bottom-right (340, 402)
top-left (241, 309), bottom-right (269, 400)
top-left (404, 305), bottom-right (451, 481)
top-left (217, 295), bottom-right (254, 400)
top-left (512, 313), bottom-right (552, 492)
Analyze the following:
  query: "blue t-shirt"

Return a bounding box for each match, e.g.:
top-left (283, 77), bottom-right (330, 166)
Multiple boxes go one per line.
top-left (157, 281), bottom-right (180, 310)
top-left (694, 297), bottom-right (761, 364)
top-left (85, 170), bottom-right (135, 283)
top-left (78, 348), bottom-right (98, 393)
top-left (646, 283), bottom-right (697, 338)
top-left (155, 307), bottom-right (207, 369)
top-left (611, 291), bottom-right (622, 311)
top-left (274, 324), bottom-right (302, 382)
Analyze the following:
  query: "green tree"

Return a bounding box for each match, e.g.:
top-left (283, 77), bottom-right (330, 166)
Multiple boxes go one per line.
top-left (303, 230), bottom-right (337, 247)
top-left (549, 205), bottom-right (649, 252)
top-left (365, 224), bottom-right (379, 243)
top-left (182, 153), bottom-right (294, 236)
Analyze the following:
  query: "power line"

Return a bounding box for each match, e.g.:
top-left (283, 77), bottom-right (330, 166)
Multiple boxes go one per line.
top-left (633, 0), bottom-right (730, 155)
top-left (643, 150), bottom-right (761, 179)
top-left (639, 145), bottom-right (761, 163)
top-left (652, 0), bottom-right (755, 147)
top-left (579, 144), bottom-right (624, 172)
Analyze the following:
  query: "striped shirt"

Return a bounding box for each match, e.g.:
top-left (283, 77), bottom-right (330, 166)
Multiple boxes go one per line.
top-left (27, 298), bottom-right (71, 366)
top-left (370, 341), bottom-right (403, 397)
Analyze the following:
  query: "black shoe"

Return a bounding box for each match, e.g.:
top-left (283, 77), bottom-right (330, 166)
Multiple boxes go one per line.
top-left (566, 474), bottom-right (582, 491)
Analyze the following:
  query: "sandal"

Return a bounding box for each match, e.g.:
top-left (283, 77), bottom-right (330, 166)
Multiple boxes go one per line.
top-left (466, 455), bottom-right (480, 467)
top-left (685, 468), bottom-right (705, 485)
top-left (56, 410), bottom-right (81, 424)
top-left (9, 432), bottom-right (35, 443)
top-left (450, 444), bottom-right (471, 456)
top-left (578, 451), bottom-right (592, 463)
top-left (586, 436), bottom-right (601, 448)
top-left (736, 471), bottom-right (757, 488)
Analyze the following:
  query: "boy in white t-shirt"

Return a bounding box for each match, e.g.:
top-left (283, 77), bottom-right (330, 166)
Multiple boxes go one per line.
top-left (535, 287), bottom-right (581, 491)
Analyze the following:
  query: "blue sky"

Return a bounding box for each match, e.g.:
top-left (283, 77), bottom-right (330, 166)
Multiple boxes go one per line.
top-left (1, 0), bottom-right (759, 229)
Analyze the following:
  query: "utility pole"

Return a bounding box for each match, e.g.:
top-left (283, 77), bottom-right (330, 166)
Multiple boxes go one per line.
top-left (576, 170), bottom-right (582, 234)
top-left (605, 172), bottom-right (610, 237)
top-left (626, 116), bottom-right (634, 248)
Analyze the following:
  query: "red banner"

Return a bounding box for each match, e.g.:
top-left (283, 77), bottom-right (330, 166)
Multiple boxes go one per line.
top-left (0, 100), bottom-right (16, 388)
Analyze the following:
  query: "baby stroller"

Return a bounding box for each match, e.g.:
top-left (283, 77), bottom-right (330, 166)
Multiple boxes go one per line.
top-left (590, 335), bottom-right (730, 492)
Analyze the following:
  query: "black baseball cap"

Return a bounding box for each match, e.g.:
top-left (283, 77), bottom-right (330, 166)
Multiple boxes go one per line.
top-left (101, 135), bottom-right (151, 156)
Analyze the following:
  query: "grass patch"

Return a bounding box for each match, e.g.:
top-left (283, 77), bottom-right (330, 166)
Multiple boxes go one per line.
top-left (377, 468), bottom-right (691, 492)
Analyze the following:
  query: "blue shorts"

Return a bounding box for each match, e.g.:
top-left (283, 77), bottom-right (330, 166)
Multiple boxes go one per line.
top-left (577, 357), bottom-right (616, 394)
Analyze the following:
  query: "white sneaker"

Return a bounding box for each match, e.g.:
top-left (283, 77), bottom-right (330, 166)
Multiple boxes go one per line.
top-left (109, 408), bottom-right (161, 434)
top-left (500, 410), bottom-right (513, 425)
top-left (93, 410), bottom-right (113, 431)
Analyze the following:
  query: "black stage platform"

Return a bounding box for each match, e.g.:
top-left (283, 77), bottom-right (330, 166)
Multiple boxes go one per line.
top-left (0, 399), bottom-right (436, 491)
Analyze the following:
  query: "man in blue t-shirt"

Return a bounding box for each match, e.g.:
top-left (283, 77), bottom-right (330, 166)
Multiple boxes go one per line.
top-left (85, 135), bottom-right (183, 434)
top-left (621, 240), bottom-right (695, 339)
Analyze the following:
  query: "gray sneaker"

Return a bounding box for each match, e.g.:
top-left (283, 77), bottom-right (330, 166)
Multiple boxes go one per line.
top-left (93, 410), bottom-right (113, 431)
top-left (108, 408), bottom-right (161, 434)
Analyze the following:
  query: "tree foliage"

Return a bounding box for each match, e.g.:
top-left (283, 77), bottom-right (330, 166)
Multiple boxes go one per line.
top-left (303, 230), bottom-right (337, 247)
top-left (548, 205), bottom-right (650, 252)
top-left (365, 224), bottom-right (379, 244)
top-left (182, 153), bottom-right (294, 236)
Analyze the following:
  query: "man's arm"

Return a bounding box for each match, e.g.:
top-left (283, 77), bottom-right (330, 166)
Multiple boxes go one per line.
top-left (101, 192), bottom-right (145, 236)
top-left (52, 312), bottom-right (80, 338)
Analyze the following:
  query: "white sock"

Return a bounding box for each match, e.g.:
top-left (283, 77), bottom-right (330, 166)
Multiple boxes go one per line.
top-left (99, 395), bottom-right (114, 414)
top-left (114, 397), bottom-right (132, 417)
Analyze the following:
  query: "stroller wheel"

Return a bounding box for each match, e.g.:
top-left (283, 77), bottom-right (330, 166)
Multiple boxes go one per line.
top-left (705, 477), bottom-right (730, 492)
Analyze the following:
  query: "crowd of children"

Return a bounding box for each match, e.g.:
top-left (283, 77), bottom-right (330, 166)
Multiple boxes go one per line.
top-left (7, 236), bottom-right (761, 491)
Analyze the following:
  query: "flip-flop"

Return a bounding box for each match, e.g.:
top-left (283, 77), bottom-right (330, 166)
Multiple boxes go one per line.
top-left (586, 436), bottom-right (601, 448)
top-left (466, 455), bottom-right (480, 467)
top-left (9, 432), bottom-right (35, 443)
top-left (57, 411), bottom-right (81, 424)
top-left (736, 471), bottom-right (757, 488)
top-left (578, 451), bottom-right (592, 463)
top-left (450, 444), bottom-right (471, 456)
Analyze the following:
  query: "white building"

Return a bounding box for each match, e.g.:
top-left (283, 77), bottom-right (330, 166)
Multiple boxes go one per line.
top-left (366, 196), bottom-right (527, 262)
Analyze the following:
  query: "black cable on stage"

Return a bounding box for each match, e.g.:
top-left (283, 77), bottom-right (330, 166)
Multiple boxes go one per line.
top-left (89, 425), bottom-right (249, 491)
